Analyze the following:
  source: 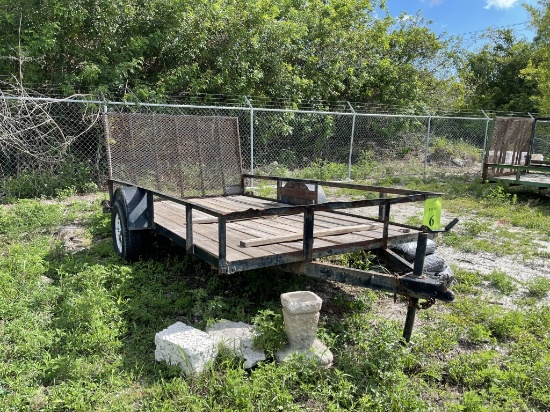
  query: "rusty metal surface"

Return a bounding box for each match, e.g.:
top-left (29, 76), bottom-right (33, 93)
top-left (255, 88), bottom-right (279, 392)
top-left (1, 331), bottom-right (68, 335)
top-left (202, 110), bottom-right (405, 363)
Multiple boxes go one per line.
top-left (104, 113), bottom-right (243, 198)
top-left (280, 261), bottom-right (454, 302)
top-left (486, 117), bottom-right (534, 177)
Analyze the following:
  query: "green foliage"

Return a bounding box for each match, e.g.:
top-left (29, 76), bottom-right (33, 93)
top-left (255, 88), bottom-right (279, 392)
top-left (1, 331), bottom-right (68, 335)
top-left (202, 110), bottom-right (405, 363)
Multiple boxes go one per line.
top-left (525, 276), bottom-right (550, 298)
top-left (330, 251), bottom-right (375, 271)
top-left (0, 199), bottom-right (64, 237)
top-left (429, 137), bottom-right (482, 165)
top-left (452, 267), bottom-right (483, 295)
top-left (0, 0), bottom-right (458, 107)
top-left (299, 159), bottom-right (348, 181)
top-left (460, 28), bottom-right (538, 113)
top-left (2, 187), bottom-right (550, 411)
top-left (523, 1), bottom-right (550, 115)
top-left (251, 309), bottom-right (287, 356)
top-left (2, 157), bottom-right (97, 199)
top-left (482, 184), bottom-right (517, 205)
top-left (350, 150), bottom-right (377, 180)
top-left (486, 270), bottom-right (517, 295)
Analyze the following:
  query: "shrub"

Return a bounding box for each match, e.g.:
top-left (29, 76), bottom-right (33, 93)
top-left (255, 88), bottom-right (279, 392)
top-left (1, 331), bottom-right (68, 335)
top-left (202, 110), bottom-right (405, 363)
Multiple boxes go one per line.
top-left (2, 156), bottom-right (97, 199)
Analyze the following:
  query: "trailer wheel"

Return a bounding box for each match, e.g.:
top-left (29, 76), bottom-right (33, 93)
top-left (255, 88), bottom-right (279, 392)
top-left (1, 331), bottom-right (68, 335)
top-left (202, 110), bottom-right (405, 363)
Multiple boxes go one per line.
top-left (111, 199), bottom-right (145, 261)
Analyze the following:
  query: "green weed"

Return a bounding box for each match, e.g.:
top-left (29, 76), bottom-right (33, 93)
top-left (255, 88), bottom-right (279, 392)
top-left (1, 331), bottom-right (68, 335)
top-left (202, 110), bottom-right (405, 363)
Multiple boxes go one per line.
top-left (452, 267), bottom-right (483, 295)
top-left (252, 309), bottom-right (287, 356)
top-left (299, 159), bottom-right (348, 181)
top-left (486, 270), bottom-right (517, 295)
top-left (2, 157), bottom-right (97, 199)
top-left (2, 185), bottom-right (550, 411)
top-left (525, 276), bottom-right (550, 298)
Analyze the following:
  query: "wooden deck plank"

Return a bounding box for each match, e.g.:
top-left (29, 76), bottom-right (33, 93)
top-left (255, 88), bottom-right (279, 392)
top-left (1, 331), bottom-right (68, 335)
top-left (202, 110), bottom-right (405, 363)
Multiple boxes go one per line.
top-left (155, 206), bottom-right (255, 261)
top-left (261, 213), bottom-right (387, 243)
top-left (192, 223), bottom-right (276, 259)
top-left (155, 201), bottom-right (214, 221)
top-left (154, 215), bottom-right (220, 256)
top-left (231, 219), bottom-right (347, 251)
top-left (156, 202), bottom-right (305, 258)
top-left (240, 224), bottom-right (375, 248)
top-left (228, 221), bottom-right (304, 254)
top-left (231, 219), bottom-right (340, 251)
top-left (226, 223), bottom-right (302, 255)
top-left (207, 195), bottom-right (289, 210)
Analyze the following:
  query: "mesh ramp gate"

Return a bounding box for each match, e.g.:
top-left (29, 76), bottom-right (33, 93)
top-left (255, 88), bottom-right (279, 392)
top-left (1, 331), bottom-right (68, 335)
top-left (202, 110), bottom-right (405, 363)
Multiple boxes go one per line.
top-left (485, 117), bottom-right (534, 177)
top-left (103, 113), bottom-right (244, 198)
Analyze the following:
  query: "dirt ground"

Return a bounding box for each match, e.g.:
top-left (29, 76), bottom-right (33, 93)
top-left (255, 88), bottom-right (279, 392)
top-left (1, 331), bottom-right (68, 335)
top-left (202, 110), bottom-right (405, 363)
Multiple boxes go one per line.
top-left (390, 202), bottom-right (550, 309)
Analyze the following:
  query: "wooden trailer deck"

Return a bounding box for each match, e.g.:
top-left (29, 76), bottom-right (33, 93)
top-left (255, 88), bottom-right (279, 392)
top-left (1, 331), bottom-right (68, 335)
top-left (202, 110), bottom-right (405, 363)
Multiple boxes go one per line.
top-left (153, 195), bottom-right (420, 274)
top-left (483, 162), bottom-right (550, 189)
top-left (487, 172), bottom-right (550, 188)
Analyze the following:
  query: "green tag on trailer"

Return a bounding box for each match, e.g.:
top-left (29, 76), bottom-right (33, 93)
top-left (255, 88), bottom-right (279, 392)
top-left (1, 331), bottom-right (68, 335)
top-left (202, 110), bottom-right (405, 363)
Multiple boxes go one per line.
top-left (423, 197), bottom-right (442, 230)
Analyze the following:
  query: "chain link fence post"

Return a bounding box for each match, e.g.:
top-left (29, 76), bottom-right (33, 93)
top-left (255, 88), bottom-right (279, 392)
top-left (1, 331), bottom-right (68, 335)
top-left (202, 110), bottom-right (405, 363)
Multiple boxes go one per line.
top-left (244, 96), bottom-right (254, 187)
top-left (481, 109), bottom-right (491, 167)
top-left (423, 108), bottom-right (432, 179)
top-left (347, 101), bottom-right (356, 181)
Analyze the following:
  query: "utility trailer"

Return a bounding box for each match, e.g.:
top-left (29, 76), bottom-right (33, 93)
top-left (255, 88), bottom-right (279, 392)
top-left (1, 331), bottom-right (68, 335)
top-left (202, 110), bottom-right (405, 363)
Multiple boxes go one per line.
top-left (482, 117), bottom-right (550, 189)
top-left (102, 112), bottom-right (456, 342)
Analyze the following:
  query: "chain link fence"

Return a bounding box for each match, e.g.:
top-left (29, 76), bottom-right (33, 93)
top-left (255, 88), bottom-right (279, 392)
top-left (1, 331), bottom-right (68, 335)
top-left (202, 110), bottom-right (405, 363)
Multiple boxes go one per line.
top-left (1, 94), bottom-right (498, 198)
top-left (533, 119), bottom-right (550, 161)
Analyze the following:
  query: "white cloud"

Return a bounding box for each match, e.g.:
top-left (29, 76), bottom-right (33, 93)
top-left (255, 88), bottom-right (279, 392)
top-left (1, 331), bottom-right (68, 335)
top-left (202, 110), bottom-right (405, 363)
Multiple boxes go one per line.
top-left (485, 0), bottom-right (520, 10)
top-left (419, 0), bottom-right (444, 6)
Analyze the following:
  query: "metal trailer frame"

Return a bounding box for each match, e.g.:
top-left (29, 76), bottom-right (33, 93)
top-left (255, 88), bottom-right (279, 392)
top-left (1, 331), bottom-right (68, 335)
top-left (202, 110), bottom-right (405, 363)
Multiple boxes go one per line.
top-left (102, 112), bottom-right (457, 343)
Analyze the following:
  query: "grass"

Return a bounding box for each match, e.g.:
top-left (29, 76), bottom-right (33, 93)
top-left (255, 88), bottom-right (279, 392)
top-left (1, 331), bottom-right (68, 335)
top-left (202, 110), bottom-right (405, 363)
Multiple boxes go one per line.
top-left (486, 270), bottom-right (517, 295)
top-left (1, 177), bottom-right (550, 410)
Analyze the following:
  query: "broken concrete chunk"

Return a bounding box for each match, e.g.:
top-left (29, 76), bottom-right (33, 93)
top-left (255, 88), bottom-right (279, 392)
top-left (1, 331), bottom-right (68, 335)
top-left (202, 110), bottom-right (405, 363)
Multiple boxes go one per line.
top-left (451, 157), bottom-right (465, 167)
top-left (155, 322), bottom-right (217, 375)
top-left (206, 320), bottom-right (266, 369)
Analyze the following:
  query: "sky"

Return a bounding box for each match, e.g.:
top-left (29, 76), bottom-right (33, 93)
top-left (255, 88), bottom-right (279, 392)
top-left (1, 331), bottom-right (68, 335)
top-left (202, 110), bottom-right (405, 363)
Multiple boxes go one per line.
top-left (385, 0), bottom-right (538, 46)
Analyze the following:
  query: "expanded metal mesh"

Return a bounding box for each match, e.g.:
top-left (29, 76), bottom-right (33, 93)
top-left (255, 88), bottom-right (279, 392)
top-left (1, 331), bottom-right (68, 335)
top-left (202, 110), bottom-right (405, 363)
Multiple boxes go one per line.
top-left (104, 113), bottom-right (243, 198)
top-left (486, 117), bottom-right (534, 177)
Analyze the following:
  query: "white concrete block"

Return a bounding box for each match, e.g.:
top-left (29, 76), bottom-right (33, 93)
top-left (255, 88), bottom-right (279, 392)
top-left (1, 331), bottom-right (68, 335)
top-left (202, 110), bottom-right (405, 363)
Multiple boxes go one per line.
top-left (155, 322), bottom-right (217, 375)
top-left (206, 320), bottom-right (266, 369)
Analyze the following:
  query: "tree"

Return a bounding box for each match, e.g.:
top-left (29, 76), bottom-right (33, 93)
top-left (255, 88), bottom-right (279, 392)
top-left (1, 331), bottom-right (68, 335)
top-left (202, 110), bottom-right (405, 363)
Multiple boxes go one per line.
top-left (459, 29), bottom-right (538, 113)
top-left (0, 0), bottom-right (459, 108)
top-left (523, 0), bottom-right (550, 114)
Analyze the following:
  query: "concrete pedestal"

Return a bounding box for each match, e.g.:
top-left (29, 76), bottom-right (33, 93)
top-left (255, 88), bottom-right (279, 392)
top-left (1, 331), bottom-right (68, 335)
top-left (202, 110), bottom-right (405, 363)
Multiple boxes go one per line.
top-left (275, 291), bottom-right (333, 367)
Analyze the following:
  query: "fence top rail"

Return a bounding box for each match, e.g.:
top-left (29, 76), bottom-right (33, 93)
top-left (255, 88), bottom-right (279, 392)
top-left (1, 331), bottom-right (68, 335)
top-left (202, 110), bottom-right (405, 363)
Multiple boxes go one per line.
top-left (0, 94), bottom-right (104, 105)
top-left (0, 93), bottom-right (492, 121)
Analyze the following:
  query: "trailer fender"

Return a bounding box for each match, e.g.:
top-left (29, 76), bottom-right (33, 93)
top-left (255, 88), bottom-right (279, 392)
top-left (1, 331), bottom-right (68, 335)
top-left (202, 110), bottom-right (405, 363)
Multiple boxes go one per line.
top-left (113, 186), bottom-right (151, 230)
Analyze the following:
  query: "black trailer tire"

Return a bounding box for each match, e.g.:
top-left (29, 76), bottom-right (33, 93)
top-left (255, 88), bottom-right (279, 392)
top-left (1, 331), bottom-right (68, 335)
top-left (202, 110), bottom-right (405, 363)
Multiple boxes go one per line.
top-left (111, 199), bottom-right (145, 262)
